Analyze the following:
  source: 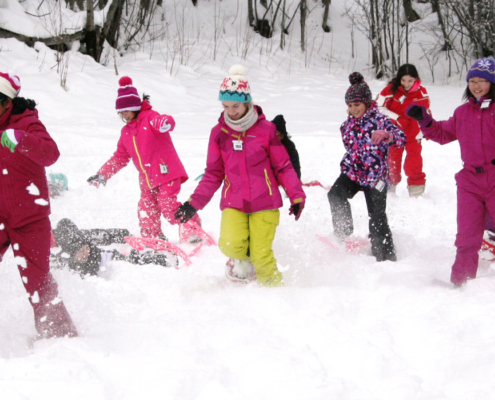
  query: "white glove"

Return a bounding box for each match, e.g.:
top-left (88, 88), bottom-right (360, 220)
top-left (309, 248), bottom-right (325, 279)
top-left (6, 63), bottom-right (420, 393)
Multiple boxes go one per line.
top-left (152, 116), bottom-right (172, 133)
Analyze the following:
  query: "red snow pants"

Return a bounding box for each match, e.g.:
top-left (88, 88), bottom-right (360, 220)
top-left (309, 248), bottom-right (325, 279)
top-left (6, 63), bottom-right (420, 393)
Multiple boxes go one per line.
top-left (388, 137), bottom-right (426, 186)
top-left (451, 167), bottom-right (495, 285)
top-left (138, 178), bottom-right (200, 238)
top-left (0, 217), bottom-right (77, 338)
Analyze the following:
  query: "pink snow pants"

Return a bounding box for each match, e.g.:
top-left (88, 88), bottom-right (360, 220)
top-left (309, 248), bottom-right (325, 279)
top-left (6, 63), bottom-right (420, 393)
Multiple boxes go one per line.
top-left (138, 178), bottom-right (199, 238)
top-left (451, 166), bottom-right (495, 285)
top-left (0, 216), bottom-right (53, 296)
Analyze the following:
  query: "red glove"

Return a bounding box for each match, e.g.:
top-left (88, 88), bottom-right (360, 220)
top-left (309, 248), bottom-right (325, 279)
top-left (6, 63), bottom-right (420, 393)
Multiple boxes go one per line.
top-left (371, 130), bottom-right (393, 145)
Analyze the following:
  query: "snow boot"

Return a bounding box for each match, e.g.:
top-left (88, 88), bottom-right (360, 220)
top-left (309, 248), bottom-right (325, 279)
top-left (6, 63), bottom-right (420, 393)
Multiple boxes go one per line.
top-left (225, 258), bottom-right (257, 283)
top-left (408, 184), bottom-right (425, 197)
top-left (30, 279), bottom-right (78, 340)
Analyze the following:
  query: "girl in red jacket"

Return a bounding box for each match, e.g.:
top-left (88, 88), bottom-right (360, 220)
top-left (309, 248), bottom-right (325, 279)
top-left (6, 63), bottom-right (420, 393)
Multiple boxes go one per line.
top-left (88, 77), bottom-right (201, 242)
top-left (0, 72), bottom-right (77, 340)
top-left (376, 64), bottom-right (431, 197)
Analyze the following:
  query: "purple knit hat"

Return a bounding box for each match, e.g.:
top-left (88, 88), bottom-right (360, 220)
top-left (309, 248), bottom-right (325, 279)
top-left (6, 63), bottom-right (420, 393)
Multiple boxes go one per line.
top-left (115, 76), bottom-right (141, 112)
top-left (466, 57), bottom-right (495, 85)
top-left (345, 72), bottom-right (372, 106)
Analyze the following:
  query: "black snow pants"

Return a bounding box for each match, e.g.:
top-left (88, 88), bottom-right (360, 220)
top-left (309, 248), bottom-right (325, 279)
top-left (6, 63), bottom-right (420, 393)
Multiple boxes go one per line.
top-left (327, 173), bottom-right (396, 262)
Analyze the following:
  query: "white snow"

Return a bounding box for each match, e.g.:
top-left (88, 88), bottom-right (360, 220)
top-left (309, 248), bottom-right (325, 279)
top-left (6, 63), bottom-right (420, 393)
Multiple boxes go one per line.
top-left (0, 1), bottom-right (493, 399)
top-left (26, 182), bottom-right (40, 196)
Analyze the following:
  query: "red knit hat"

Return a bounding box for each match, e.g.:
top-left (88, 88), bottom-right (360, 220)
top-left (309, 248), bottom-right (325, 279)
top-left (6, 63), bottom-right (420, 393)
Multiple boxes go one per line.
top-left (0, 72), bottom-right (21, 99)
top-left (115, 76), bottom-right (141, 112)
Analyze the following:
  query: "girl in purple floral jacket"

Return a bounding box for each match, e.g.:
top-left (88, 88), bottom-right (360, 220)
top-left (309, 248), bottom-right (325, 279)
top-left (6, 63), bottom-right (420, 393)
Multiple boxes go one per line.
top-left (328, 72), bottom-right (406, 262)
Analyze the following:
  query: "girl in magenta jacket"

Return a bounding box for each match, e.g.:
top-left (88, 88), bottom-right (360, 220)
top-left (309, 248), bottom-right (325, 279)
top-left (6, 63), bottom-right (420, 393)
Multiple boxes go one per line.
top-left (406, 57), bottom-right (495, 286)
top-left (175, 65), bottom-right (305, 286)
top-left (88, 77), bottom-right (200, 241)
top-left (0, 72), bottom-right (77, 340)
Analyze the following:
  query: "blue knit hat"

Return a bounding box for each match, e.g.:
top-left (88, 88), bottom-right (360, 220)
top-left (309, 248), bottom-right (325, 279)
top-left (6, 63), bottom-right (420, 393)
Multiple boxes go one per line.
top-left (466, 57), bottom-right (495, 85)
top-left (219, 65), bottom-right (252, 103)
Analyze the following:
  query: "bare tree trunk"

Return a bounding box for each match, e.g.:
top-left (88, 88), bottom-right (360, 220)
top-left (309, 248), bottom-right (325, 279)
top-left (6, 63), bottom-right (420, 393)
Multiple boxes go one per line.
top-left (430, 0), bottom-right (451, 51)
top-left (102, 0), bottom-right (125, 49)
top-left (300, 0), bottom-right (306, 52)
top-left (76, 0), bottom-right (85, 11)
top-left (65, 0), bottom-right (76, 11)
top-left (86, 0), bottom-right (100, 61)
top-left (322, 0), bottom-right (331, 32)
top-left (402, 0), bottom-right (420, 23)
top-left (280, 0), bottom-right (286, 49)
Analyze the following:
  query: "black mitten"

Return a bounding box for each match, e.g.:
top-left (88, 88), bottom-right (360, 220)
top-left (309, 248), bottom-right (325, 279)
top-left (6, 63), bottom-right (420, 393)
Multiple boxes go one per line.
top-left (174, 201), bottom-right (197, 224)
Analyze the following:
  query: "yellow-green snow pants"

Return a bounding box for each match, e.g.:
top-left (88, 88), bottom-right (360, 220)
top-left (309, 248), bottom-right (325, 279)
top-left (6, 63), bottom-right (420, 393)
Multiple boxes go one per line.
top-left (219, 208), bottom-right (283, 286)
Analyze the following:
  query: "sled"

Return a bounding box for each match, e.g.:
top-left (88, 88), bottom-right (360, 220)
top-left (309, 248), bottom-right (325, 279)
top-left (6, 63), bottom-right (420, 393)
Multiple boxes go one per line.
top-left (481, 230), bottom-right (495, 261)
top-left (180, 220), bottom-right (217, 246)
top-left (316, 234), bottom-right (369, 254)
top-left (125, 237), bottom-right (196, 268)
top-left (302, 180), bottom-right (331, 190)
top-left (125, 223), bottom-right (217, 268)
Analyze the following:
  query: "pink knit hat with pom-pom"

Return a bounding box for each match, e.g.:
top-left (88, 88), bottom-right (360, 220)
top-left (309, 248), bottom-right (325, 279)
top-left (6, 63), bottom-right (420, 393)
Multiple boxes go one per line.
top-left (115, 76), bottom-right (141, 112)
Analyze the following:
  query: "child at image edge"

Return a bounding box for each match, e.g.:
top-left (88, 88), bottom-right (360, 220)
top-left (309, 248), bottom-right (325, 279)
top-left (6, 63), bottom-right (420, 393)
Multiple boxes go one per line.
top-left (88, 77), bottom-right (201, 242)
top-left (174, 65), bottom-right (305, 286)
top-left (328, 72), bottom-right (406, 262)
top-left (0, 72), bottom-right (77, 340)
top-left (406, 57), bottom-right (495, 286)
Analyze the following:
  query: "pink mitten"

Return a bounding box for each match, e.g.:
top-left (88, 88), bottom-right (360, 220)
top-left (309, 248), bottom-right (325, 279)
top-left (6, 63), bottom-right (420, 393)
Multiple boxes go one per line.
top-left (371, 130), bottom-right (392, 145)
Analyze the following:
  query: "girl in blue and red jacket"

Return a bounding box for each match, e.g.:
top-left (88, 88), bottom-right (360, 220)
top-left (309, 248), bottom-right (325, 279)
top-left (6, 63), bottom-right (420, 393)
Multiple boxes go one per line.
top-left (328, 72), bottom-right (405, 262)
top-left (0, 72), bottom-right (77, 340)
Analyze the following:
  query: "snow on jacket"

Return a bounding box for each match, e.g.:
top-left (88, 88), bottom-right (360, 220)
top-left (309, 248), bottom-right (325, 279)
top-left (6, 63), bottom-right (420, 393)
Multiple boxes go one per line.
top-left (421, 97), bottom-right (495, 169)
top-left (377, 80), bottom-right (430, 140)
top-left (340, 102), bottom-right (406, 188)
top-left (189, 106), bottom-right (305, 214)
top-left (98, 100), bottom-right (187, 191)
top-left (0, 102), bottom-right (59, 228)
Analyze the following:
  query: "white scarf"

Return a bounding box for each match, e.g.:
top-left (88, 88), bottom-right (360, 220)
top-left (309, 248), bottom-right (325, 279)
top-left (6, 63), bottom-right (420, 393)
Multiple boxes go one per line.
top-left (224, 104), bottom-right (258, 132)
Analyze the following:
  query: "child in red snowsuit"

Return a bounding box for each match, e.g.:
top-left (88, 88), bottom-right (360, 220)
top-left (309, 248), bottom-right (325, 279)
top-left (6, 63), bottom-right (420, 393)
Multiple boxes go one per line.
top-left (88, 77), bottom-right (201, 242)
top-left (376, 64), bottom-right (431, 197)
top-left (0, 72), bottom-right (77, 340)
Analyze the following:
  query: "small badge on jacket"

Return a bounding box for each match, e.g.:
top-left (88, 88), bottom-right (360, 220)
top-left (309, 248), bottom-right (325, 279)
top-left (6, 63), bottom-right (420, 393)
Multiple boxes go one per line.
top-left (160, 164), bottom-right (169, 174)
top-left (233, 140), bottom-right (243, 151)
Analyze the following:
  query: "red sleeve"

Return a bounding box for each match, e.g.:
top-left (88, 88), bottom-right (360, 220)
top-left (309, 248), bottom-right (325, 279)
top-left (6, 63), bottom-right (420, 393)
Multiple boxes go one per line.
top-left (15, 119), bottom-right (59, 167)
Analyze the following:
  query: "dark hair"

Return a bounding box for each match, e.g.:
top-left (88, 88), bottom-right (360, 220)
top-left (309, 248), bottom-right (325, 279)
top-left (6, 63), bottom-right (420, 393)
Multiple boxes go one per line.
top-left (130, 93), bottom-right (150, 119)
top-left (389, 64), bottom-right (420, 94)
top-left (463, 82), bottom-right (495, 102)
top-left (0, 92), bottom-right (36, 115)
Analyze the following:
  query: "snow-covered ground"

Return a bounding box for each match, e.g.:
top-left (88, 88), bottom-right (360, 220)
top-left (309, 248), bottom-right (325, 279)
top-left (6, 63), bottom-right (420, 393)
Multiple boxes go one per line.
top-left (1, 0), bottom-right (495, 399)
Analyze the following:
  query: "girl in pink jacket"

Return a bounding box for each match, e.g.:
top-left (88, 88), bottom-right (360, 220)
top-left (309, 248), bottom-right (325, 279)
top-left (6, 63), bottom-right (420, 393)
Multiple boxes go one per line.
top-left (407, 57), bottom-right (495, 286)
top-left (88, 77), bottom-right (200, 242)
top-left (175, 65), bottom-right (305, 286)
